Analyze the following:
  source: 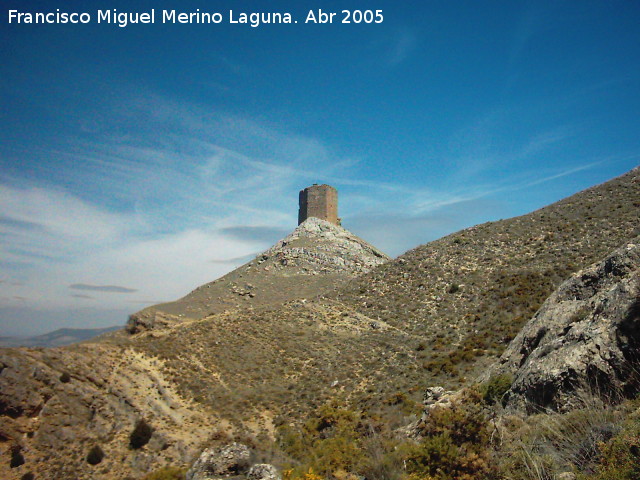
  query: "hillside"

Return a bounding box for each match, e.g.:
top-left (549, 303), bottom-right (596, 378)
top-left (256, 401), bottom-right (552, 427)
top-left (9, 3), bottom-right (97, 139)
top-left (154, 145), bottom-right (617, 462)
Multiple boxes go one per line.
top-left (128, 217), bottom-right (389, 332)
top-left (332, 166), bottom-right (640, 384)
top-left (0, 218), bottom-right (392, 480)
top-left (0, 167), bottom-right (638, 479)
top-left (0, 342), bottom-right (215, 480)
top-left (130, 167), bottom-right (640, 425)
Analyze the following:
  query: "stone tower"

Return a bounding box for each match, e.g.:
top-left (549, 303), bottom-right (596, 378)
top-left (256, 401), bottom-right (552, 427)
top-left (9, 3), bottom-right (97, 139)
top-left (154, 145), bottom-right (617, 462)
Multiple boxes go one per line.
top-left (298, 184), bottom-right (339, 225)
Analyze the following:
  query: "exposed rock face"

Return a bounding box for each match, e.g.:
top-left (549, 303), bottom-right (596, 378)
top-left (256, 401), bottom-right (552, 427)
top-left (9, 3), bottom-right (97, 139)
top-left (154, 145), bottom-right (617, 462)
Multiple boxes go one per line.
top-left (247, 463), bottom-right (281, 480)
top-left (261, 217), bottom-right (387, 274)
top-left (128, 218), bottom-right (389, 332)
top-left (422, 386), bottom-right (456, 414)
top-left (186, 442), bottom-right (251, 480)
top-left (491, 240), bottom-right (640, 412)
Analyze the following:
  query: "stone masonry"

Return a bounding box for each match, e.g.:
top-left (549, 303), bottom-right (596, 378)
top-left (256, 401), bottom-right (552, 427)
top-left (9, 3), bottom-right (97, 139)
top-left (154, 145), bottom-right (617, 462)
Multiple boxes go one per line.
top-left (298, 184), bottom-right (339, 225)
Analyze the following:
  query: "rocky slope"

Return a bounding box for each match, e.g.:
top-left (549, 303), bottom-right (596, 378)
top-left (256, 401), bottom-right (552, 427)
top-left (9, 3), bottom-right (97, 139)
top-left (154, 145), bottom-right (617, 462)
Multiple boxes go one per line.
top-left (0, 218), bottom-right (391, 479)
top-left (128, 218), bottom-right (389, 332)
top-left (0, 343), bottom-right (217, 480)
top-left (331, 166), bottom-right (640, 384)
top-left (489, 239), bottom-right (640, 412)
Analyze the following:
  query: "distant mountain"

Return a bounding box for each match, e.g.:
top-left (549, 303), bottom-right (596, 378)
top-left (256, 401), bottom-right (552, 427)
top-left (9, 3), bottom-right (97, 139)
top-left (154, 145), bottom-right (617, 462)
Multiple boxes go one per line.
top-left (0, 325), bottom-right (122, 348)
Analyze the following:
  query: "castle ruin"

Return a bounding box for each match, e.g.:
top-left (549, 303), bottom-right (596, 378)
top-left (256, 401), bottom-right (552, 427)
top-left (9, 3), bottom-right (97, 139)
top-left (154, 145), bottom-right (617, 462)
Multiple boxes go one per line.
top-left (298, 184), bottom-right (339, 225)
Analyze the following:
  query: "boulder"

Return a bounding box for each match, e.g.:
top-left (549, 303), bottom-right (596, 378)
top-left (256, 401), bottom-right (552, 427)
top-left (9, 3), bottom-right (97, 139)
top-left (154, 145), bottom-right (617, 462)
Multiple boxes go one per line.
top-left (247, 464), bottom-right (281, 480)
top-left (491, 240), bottom-right (640, 412)
top-left (186, 442), bottom-right (251, 480)
top-left (126, 310), bottom-right (180, 333)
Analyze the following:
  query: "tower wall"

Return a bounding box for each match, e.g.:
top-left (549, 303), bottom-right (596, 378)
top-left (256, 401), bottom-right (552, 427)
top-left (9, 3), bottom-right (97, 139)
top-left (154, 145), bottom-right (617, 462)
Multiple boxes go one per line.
top-left (298, 184), bottom-right (339, 225)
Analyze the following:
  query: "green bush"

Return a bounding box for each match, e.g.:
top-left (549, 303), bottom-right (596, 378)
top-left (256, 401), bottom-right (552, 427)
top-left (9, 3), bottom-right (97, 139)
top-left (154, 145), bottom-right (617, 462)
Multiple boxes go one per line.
top-left (419, 390), bottom-right (489, 445)
top-left (481, 374), bottom-right (513, 406)
top-left (278, 401), bottom-right (367, 478)
top-left (406, 389), bottom-right (496, 480)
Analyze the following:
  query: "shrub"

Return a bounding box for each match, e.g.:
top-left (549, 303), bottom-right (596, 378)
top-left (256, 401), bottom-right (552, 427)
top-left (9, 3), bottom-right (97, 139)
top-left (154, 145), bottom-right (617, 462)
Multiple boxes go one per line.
top-left (495, 395), bottom-right (631, 479)
top-left (403, 432), bottom-right (459, 476)
top-left (86, 445), bottom-right (105, 465)
top-left (580, 409), bottom-right (640, 480)
top-left (59, 372), bottom-right (71, 383)
top-left (278, 401), bottom-right (367, 478)
top-left (130, 418), bottom-right (153, 449)
top-left (10, 446), bottom-right (25, 468)
top-left (407, 389), bottom-right (496, 480)
top-left (283, 468), bottom-right (324, 480)
top-left (419, 390), bottom-right (489, 445)
top-left (481, 374), bottom-right (513, 406)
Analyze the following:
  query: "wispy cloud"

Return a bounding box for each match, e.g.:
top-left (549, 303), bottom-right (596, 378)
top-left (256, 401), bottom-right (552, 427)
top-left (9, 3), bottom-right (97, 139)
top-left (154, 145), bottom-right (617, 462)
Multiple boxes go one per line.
top-left (0, 93), bottom-right (357, 330)
top-left (69, 284), bottom-right (137, 293)
top-left (387, 29), bottom-right (417, 66)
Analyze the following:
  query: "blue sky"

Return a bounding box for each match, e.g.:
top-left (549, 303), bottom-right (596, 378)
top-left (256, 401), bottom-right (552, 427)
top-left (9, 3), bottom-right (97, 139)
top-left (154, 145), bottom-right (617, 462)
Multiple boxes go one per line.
top-left (1, 1), bottom-right (639, 336)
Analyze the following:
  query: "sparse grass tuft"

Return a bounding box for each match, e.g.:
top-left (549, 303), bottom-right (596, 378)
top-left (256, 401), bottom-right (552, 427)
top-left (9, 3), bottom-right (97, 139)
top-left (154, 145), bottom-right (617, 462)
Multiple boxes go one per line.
top-left (141, 466), bottom-right (187, 480)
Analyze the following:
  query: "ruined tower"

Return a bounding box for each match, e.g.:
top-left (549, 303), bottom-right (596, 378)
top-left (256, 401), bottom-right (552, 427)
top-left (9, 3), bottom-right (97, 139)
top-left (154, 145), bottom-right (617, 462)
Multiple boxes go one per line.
top-left (298, 184), bottom-right (339, 225)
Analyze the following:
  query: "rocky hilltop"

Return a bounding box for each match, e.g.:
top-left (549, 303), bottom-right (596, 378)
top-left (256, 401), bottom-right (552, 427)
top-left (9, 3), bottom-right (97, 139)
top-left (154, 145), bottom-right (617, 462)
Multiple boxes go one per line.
top-left (128, 218), bottom-right (388, 332)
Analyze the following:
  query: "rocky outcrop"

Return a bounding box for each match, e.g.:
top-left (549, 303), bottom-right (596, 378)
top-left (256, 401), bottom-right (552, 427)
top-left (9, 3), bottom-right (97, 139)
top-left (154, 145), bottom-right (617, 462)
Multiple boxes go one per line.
top-left (260, 217), bottom-right (388, 274)
top-left (490, 240), bottom-right (640, 412)
top-left (126, 310), bottom-right (182, 334)
top-left (186, 443), bottom-right (251, 479)
top-left (422, 386), bottom-right (457, 414)
top-left (247, 464), bottom-right (281, 480)
top-left (399, 386), bottom-right (459, 438)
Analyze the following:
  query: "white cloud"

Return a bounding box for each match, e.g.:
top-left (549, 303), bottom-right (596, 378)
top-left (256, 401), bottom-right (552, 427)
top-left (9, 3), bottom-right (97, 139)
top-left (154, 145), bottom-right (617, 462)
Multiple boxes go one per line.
top-left (0, 185), bottom-right (126, 245)
top-left (0, 184), bottom-right (276, 316)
